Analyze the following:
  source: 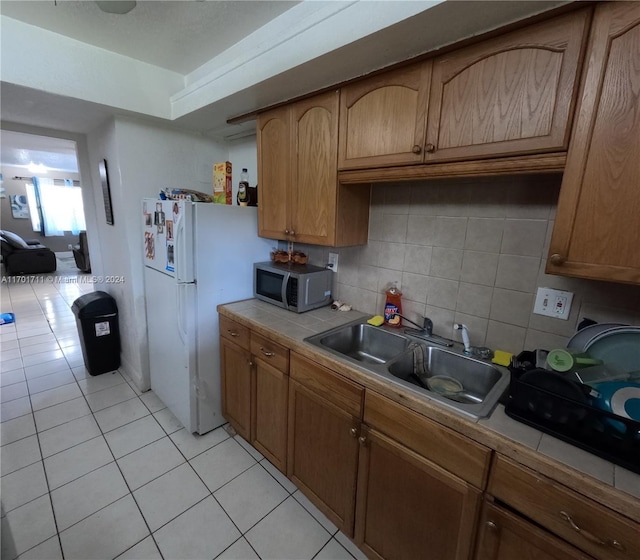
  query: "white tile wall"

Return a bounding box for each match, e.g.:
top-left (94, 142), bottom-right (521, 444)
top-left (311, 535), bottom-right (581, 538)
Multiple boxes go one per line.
top-left (294, 174), bottom-right (640, 354)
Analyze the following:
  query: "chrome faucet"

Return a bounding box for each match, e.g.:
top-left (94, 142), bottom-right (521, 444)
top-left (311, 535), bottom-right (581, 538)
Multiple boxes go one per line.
top-left (393, 313), bottom-right (453, 347)
top-left (454, 323), bottom-right (472, 355)
top-left (392, 313), bottom-right (432, 334)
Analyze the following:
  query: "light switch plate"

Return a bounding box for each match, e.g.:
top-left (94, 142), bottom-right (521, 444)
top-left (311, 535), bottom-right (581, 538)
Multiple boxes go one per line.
top-left (533, 287), bottom-right (574, 320)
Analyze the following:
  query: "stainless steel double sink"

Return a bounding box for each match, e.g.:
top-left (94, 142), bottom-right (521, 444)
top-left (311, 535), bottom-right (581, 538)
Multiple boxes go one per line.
top-left (304, 319), bottom-right (510, 419)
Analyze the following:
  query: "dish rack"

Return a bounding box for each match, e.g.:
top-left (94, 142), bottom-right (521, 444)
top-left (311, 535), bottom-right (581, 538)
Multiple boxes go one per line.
top-left (506, 351), bottom-right (640, 474)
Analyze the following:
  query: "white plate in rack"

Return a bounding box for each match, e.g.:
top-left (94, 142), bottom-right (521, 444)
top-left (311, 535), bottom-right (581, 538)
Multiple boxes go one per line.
top-left (585, 327), bottom-right (640, 374)
top-left (566, 322), bottom-right (626, 351)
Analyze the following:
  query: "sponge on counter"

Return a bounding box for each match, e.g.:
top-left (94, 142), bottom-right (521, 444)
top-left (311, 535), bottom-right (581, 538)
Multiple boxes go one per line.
top-left (492, 350), bottom-right (513, 367)
top-left (367, 315), bottom-right (385, 327)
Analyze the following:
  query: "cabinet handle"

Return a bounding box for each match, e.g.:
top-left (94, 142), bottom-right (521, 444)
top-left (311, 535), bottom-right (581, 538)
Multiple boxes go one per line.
top-left (227, 330), bottom-right (239, 337)
top-left (559, 511), bottom-right (623, 549)
top-left (358, 436), bottom-right (367, 446)
top-left (284, 229), bottom-right (290, 235)
top-left (425, 143), bottom-right (436, 153)
top-left (550, 253), bottom-right (566, 266)
top-left (259, 347), bottom-right (275, 358)
top-left (411, 144), bottom-right (422, 154)
top-left (248, 361), bottom-right (254, 367)
top-left (485, 521), bottom-right (497, 531)
top-left (289, 230), bottom-right (295, 236)
top-left (350, 427), bottom-right (358, 438)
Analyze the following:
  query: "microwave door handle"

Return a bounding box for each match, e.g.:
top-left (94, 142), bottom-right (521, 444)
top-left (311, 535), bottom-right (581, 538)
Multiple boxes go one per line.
top-left (281, 272), bottom-right (290, 308)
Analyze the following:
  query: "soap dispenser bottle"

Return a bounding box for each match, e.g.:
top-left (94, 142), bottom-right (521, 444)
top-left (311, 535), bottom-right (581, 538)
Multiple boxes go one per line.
top-left (383, 282), bottom-right (402, 328)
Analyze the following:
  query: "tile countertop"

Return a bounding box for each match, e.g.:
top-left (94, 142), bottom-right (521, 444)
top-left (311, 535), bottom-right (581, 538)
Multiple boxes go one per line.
top-left (217, 299), bottom-right (640, 524)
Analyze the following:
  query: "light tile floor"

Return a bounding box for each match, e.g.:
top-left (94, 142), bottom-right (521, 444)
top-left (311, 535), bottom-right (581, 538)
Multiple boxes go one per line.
top-left (1, 269), bottom-right (367, 560)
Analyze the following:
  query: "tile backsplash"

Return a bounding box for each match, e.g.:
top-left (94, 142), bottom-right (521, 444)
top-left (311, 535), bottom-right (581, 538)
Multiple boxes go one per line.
top-left (296, 174), bottom-right (640, 354)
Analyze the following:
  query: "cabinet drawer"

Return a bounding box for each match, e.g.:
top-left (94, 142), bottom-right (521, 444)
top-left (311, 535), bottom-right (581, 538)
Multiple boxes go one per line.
top-left (364, 391), bottom-right (491, 489)
top-left (219, 317), bottom-right (250, 351)
top-left (251, 333), bottom-right (289, 373)
top-left (290, 353), bottom-right (363, 418)
top-left (489, 455), bottom-right (639, 560)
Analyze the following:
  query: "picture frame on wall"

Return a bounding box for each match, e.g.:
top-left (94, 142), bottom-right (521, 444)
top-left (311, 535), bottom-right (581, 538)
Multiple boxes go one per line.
top-left (99, 159), bottom-right (114, 225)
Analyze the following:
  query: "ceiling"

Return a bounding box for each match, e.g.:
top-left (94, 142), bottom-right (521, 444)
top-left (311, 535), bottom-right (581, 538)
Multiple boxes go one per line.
top-left (0, 0), bottom-right (569, 167)
top-left (0, 130), bottom-right (78, 173)
top-left (0, 0), bottom-right (297, 75)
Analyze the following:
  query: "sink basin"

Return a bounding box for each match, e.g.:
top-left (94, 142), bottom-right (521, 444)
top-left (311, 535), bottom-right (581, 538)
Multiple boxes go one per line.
top-left (304, 320), bottom-right (509, 418)
top-left (306, 321), bottom-right (411, 365)
top-left (388, 346), bottom-right (503, 402)
top-left (384, 345), bottom-right (510, 418)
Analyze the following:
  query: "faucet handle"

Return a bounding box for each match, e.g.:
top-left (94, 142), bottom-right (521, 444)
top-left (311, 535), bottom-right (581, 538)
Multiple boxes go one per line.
top-left (422, 317), bottom-right (433, 335)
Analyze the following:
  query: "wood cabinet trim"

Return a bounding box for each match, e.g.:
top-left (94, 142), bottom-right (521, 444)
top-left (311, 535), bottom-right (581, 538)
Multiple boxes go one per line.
top-left (338, 153), bottom-right (566, 184)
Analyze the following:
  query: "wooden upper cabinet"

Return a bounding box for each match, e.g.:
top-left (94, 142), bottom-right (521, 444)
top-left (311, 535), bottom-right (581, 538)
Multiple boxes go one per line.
top-left (425, 9), bottom-right (590, 162)
top-left (291, 92), bottom-right (339, 245)
top-left (257, 105), bottom-right (291, 241)
top-left (547, 3), bottom-right (640, 285)
top-left (338, 61), bottom-right (431, 169)
top-left (257, 92), bottom-right (370, 246)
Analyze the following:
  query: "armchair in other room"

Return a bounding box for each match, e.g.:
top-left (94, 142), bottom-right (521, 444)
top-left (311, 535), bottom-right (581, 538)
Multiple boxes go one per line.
top-left (73, 231), bottom-right (91, 272)
top-left (0, 230), bottom-right (57, 275)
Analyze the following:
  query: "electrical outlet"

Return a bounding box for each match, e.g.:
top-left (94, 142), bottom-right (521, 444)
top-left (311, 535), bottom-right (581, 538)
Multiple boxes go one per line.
top-left (328, 252), bottom-right (338, 273)
top-left (533, 287), bottom-right (574, 320)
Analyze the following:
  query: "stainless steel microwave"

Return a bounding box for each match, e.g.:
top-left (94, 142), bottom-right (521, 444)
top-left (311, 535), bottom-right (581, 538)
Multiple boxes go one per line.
top-left (254, 261), bottom-right (332, 313)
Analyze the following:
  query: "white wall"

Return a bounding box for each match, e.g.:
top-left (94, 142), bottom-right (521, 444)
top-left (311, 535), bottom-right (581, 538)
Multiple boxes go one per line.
top-left (86, 117), bottom-right (229, 390)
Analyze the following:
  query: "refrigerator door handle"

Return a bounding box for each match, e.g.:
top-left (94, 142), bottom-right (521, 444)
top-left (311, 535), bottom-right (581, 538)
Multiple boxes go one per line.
top-left (175, 203), bottom-right (194, 283)
top-left (176, 287), bottom-right (187, 345)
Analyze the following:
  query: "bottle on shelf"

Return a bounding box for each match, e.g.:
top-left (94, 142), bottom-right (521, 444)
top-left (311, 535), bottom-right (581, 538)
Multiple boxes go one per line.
top-left (383, 282), bottom-right (402, 328)
top-left (237, 168), bottom-right (249, 206)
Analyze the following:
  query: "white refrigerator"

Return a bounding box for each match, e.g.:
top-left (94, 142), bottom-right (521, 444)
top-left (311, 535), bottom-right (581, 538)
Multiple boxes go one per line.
top-left (142, 198), bottom-right (272, 434)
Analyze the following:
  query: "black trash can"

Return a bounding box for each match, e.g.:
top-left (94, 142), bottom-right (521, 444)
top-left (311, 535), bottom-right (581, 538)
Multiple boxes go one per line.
top-left (72, 291), bottom-right (120, 376)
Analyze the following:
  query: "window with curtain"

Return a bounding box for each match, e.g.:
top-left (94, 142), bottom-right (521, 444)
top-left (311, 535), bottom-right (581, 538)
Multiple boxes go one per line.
top-left (25, 177), bottom-right (86, 236)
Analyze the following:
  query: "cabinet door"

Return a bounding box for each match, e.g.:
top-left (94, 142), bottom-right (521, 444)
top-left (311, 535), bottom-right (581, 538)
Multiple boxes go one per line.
top-left (220, 337), bottom-right (251, 440)
top-left (547, 3), bottom-right (640, 284)
top-left (252, 358), bottom-right (288, 473)
top-left (287, 379), bottom-right (360, 535)
top-left (426, 9), bottom-right (589, 162)
top-left (290, 91), bottom-right (339, 246)
top-left (476, 502), bottom-right (594, 560)
top-left (338, 62), bottom-right (431, 169)
top-left (258, 105), bottom-right (291, 240)
top-left (355, 426), bottom-right (481, 560)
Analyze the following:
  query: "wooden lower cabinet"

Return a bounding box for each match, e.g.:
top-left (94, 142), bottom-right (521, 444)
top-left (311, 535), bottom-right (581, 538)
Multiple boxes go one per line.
top-left (252, 357), bottom-right (288, 472)
top-left (355, 425), bottom-right (482, 560)
top-left (220, 321), bottom-right (289, 471)
top-left (287, 379), bottom-right (361, 535)
top-left (220, 337), bottom-right (252, 441)
top-left (475, 502), bottom-right (594, 560)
